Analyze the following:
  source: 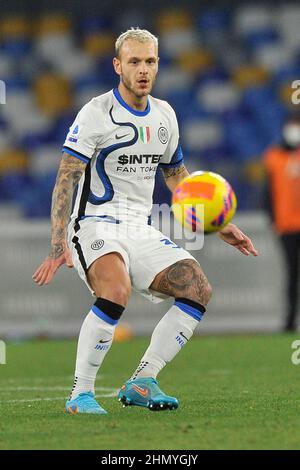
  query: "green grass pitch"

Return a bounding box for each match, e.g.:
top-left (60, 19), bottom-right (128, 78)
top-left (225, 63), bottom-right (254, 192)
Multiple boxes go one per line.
top-left (0, 334), bottom-right (300, 450)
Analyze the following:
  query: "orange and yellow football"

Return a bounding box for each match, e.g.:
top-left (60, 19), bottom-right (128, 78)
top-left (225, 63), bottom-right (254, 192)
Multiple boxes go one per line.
top-left (172, 171), bottom-right (237, 233)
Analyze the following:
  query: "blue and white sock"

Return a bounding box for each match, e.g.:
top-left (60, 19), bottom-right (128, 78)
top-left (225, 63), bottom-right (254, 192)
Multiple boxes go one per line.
top-left (130, 298), bottom-right (205, 381)
top-left (70, 298), bottom-right (124, 400)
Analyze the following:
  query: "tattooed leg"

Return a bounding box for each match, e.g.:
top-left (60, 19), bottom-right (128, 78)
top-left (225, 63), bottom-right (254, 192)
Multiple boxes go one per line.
top-left (150, 259), bottom-right (212, 306)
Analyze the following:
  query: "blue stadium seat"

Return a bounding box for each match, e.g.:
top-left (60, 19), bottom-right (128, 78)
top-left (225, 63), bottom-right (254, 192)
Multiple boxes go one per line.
top-left (1, 38), bottom-right (31, 57)
top-left (96, 57), bottom-right (119, 87)
top-left (4, 77), bottom-right (29, 90)
top-left (224, 116), bottom-right (266, 161)
top-left (254, 102), bottom-right (286, 144)
top-left (196, 67), bottom-right (229, 86)
top-left (272, 65), bottom-right (300, 85)
top-left (19, 130), bottom-right (54, 152)
top-left (20, 173), bottom-right (56, 217)
top-left (242, 86), bottom-right (273, 110)
top-left (164, 90), bottom-right (207, 123)
top-left (79, 16), bottom-right (114, 34)
top-left (245, 29), bottom-right (279, 50)
top-left (0, 172), bottom-right (30, 202)
top-left (51, 112), bottom-right (77, 144)
top-left (197, 8), bottom-right (230, 32)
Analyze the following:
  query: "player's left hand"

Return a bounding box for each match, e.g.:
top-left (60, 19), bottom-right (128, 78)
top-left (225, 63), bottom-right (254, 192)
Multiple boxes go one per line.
top-left (218, 223), bottom-right (258, 256)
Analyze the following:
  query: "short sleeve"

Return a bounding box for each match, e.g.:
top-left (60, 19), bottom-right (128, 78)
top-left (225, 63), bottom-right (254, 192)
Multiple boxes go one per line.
top-left (62, 100), bottom-right (100, 164)
top-left (159, 106), bottom-right (184, 168)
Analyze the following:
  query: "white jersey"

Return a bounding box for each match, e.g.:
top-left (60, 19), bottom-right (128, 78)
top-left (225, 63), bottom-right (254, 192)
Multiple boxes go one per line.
top-left (63, 88), bottom-right (183, 225)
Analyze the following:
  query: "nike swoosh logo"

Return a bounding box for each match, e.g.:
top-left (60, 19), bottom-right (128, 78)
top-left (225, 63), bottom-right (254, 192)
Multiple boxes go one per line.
top-left (180, 332), bottom-right (189, 342)
top-left (98, 339), bottom-right (110, 344)
top-left (132, 385), bottom-right (148, 397)
top-left (115, 133), bottom-right (130, 140)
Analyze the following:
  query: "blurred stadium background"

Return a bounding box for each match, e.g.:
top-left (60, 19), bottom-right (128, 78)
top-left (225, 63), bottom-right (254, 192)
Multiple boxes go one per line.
top-left (0, 0), bottom-right (298, 338)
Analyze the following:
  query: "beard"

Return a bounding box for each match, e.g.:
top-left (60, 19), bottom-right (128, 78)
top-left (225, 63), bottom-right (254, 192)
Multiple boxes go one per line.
top-left (121, 73), bottom-right (155, 98)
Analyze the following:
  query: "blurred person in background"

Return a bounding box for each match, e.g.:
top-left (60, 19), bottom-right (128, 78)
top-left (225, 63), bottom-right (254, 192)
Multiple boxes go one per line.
top-left (263, 113), bottom-right (300, 332)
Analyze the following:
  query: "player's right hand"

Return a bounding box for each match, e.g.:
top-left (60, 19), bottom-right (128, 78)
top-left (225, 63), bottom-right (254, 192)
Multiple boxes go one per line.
top-left (32, 245), bottom-right (74, 286)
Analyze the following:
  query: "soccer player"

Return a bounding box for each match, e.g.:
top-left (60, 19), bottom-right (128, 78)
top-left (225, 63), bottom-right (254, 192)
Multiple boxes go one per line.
top-left (33, 28), bottom-right (258, 414)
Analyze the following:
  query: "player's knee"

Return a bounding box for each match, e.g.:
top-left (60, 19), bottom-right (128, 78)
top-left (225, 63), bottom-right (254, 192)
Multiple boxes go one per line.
top-left (101, 283), bottom-right (131, 307)
top-left (202, 280), bottom-right (212, 305)
top-left (190, 276), bottom-right (212, 306)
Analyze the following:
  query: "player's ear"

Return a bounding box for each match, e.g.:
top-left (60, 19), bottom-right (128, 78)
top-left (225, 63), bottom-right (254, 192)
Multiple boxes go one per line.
top-left (113, 57), bottom-right (121, 76)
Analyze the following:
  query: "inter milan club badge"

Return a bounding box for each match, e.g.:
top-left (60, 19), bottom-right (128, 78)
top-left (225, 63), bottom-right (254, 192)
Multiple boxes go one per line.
top-left (91, 240), bottom-right (104, 250)
top-left (158, 126), bottom-right (169, 144)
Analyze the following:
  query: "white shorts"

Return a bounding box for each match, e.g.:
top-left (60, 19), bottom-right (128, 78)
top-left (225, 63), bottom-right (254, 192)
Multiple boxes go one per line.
top-left (67, 216), bottom-right (197, 303)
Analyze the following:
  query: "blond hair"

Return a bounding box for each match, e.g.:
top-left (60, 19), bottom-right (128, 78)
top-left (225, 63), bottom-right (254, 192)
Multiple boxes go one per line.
top-left (115, 27), bottom-right (158, 58)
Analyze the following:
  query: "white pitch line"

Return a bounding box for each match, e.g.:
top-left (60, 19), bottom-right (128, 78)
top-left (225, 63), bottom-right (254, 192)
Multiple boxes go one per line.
top-left (1, 392), bottom-right (118, 404)
top-left (0, 386), bottom-right (116, 392)
top-left (0, 375), bottom-right (104, 384)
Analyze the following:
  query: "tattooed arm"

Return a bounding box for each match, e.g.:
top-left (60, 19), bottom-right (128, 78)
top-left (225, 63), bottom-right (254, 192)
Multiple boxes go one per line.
top-left (32, 152), bottom-right (87, 285)
top-left (161, 163), bottom-right (189, 193)
top-left (50, 152), bottom-right (86, 258)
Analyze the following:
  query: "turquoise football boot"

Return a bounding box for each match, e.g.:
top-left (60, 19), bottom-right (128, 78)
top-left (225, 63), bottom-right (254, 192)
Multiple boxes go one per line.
top-left (118, 377), bottom-right (179, 411)
top-left (65, 391), bottom-right (107, 415)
